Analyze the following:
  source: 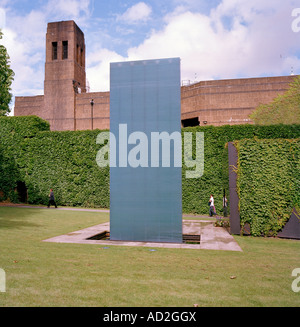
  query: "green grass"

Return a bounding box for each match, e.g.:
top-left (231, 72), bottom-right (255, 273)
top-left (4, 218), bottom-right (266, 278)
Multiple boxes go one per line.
top-left (0, 206), bottom-right (299, 307)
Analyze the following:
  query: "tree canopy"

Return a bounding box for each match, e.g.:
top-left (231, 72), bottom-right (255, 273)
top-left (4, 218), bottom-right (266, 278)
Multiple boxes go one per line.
top-left (250, 75), bottom-right (300, 125)
top-left (0, 29), bottom-right (14, 116)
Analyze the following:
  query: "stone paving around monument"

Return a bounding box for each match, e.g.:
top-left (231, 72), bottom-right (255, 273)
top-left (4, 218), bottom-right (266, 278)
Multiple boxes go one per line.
top-left (43, 218), bottom-right (242, 252)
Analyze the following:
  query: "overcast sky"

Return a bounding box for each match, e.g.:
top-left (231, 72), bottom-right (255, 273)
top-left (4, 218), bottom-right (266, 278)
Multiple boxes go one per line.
top-left (0, 0), bottom-right (300, 113)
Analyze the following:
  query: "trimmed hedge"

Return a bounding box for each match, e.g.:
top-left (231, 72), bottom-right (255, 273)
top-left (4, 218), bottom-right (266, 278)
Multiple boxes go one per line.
top-left (235, 138), bottom-right (300, 236)
top-left (0, 116), bottom-right (300, 216)
top-left (182, 124), bottom-right (300, 214)
top-left (0, 116), bottom-right (49, 201)
top-left (22, 130), bottom-right (110, 208)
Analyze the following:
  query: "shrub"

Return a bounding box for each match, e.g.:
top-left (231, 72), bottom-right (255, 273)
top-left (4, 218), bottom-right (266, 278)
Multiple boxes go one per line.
top-left (235, 138), bottom-right (300, 236)
top-left (0, 116), bottom-right (49, 201)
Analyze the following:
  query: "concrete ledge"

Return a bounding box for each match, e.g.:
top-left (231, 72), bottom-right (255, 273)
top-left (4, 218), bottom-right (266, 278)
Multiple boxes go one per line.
top-left (43, 220), bottom-right (242, 252)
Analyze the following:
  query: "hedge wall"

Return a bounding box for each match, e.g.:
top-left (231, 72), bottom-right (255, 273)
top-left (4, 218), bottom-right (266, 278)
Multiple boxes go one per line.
top-left (182, 124), bottom-right (300, 215)
top-left (0, 116), bottom-right (49, 201)
top-left (0, 116), bottom-right (300, 215)
top-left (22, 130), bottom-right (110, 208)
top-left (235, 138), bottom-right (300, 236)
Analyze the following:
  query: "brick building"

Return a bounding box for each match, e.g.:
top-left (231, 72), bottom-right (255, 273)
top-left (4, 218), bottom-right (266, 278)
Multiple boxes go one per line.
top-left (14, 20), bottom-right (297, 130)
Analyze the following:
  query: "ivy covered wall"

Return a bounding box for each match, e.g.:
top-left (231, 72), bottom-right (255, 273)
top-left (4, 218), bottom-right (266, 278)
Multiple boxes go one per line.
top-left (22, 130), bottom-right (110, 208)
top-left (235, 138), bottom-right (300, 236)
top-left (181, 124), bottom-right (300, 214)
top-left (0, 116), bottom-right (50, 202)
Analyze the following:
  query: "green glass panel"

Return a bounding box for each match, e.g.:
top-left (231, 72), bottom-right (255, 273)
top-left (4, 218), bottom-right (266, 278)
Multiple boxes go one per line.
top-left (110, 58), bottom-right (182, 243)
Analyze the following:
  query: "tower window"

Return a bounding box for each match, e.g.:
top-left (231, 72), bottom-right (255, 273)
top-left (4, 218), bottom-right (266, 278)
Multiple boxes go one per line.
top-left (52, 42), bottom-right (57, 60)
top-left (62, 41), bottom-right (68, 59)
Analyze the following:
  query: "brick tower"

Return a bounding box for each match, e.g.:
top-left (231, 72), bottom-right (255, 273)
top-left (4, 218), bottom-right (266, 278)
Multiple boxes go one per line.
top-left (44, 21), bottom-right (86, 130)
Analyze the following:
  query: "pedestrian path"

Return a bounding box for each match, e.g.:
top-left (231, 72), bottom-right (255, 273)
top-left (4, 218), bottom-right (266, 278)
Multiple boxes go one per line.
top-left (0, 203), bottom-right (110, 213)
top-left (0, 203), bottom-right (210, 218)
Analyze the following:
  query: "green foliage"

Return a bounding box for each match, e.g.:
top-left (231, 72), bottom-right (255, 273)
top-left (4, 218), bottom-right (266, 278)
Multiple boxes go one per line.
top-left (0, 116), bottom-right (50, 201)
top-left (22, 130), bottom-right (110, 208)
top-left (250, 76), bottom-right (300, 125)
top-left (0, 116), bottom-right (300, 220)
top-left (0, 145), bottom-right (20, 202)
top-left (214, 217), bottom-right (230, 228)
top-left (0, 115), bottom-right (50, 138)
top-left (236, 138), bottom-right (300, 236)
top-left (0, 30), bottom-right (15, 116)
top-left (181, 124), bottom-right (300, 215)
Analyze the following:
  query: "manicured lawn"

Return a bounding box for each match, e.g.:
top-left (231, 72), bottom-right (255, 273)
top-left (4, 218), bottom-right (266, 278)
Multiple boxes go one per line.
top-left (0, 206), bottom-right (299, 307)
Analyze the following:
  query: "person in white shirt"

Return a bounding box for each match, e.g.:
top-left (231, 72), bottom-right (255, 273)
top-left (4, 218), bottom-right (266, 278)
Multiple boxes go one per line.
top-left (209, 194), bottom-right (217, 217)
top-left (223, 195), bottom-right (228, 217)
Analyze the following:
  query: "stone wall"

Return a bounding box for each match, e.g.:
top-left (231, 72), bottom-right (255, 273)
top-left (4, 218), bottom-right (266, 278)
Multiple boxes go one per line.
top-left (14, 95), bottom-right (44, 117)
top-left (14, 74), bottom-right (297, 131)
top-left (75, 91), bottom-right (110, 130)
top-left (181, 75), bottom-right (296, 126)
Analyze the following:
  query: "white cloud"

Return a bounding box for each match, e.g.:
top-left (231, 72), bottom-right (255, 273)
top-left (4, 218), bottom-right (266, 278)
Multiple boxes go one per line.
top-left (1, 27), bottom-right (44, 95)
top-left (86, 49), bottom-right (125, 92)
top-left (117, 2), bottom-right (152, 24)
top-left (1, 7), bottom-right (47, 98)
top-left (84, 0), bottom-right (300, 91)
top-left (124, 0), bottom-right (300, 83)
top-left (0, 7), bottom-right (5, 29)
top-left (46, 0), bottom-right (91, 22)
top-left (3, 0), bottom-right (300, 97)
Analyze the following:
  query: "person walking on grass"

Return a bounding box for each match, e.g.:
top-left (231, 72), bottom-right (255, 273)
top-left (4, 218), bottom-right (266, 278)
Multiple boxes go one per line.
top-left (47, 189), bottom-right (57, 208)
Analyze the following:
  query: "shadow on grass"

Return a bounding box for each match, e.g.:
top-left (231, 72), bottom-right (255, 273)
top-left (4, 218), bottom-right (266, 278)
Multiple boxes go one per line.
top-left (0, 207), bottom-right (41, 229)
